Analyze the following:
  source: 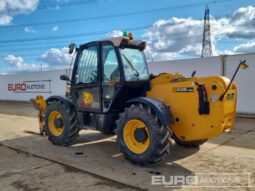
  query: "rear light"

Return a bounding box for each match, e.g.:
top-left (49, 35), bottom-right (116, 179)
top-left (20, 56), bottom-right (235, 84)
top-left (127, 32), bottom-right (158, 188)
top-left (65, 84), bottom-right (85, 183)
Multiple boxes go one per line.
top-left (128, 33), bottom-right (133, 40)
top-left (123, 32), bottom-right (134, 40)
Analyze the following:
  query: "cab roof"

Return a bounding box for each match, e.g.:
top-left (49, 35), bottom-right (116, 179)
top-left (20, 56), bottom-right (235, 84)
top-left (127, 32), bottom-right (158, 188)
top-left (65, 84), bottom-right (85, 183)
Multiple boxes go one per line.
top-left (92, 37), bottom-right (147, 50)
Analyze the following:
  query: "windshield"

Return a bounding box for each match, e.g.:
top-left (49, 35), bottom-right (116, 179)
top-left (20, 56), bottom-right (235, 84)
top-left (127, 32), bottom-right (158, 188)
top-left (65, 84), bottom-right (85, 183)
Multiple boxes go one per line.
top-left (120, 48), bottom-right (149, 81)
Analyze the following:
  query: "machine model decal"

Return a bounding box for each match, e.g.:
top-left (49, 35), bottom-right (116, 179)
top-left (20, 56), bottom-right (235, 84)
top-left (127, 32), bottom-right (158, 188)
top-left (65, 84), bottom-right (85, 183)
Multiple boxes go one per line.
top-left (82, 92), bottom-right (93, 107)
top-left (174, 87), bottom-right (194, 92)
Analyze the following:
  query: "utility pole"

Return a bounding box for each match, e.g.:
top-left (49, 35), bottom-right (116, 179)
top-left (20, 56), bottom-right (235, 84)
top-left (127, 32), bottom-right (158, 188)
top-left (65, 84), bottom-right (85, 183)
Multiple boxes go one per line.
top-left (201, 5), bottom-right (212, 57)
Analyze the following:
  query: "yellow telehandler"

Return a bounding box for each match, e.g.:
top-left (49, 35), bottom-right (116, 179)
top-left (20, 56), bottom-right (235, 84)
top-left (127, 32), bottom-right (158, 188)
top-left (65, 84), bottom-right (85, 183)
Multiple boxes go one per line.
top-left (32, 33), bottom-right (248, 165)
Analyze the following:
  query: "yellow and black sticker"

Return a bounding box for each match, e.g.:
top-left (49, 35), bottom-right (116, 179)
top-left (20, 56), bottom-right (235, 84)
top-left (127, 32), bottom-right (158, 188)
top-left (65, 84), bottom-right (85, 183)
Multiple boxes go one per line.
top-left (174, 87), bottom-right (194, 92)
top-left (82, 92), bottom-right (94, 107)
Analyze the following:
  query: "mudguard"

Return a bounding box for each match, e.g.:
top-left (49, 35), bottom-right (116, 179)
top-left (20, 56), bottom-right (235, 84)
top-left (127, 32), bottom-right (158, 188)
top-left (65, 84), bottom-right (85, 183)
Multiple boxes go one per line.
top-left (46, 96), bottom-right (74, 108)
top-left (46, 95), bottom-right (84, 127)
top-left (127, 97), bottom-right (174, 126)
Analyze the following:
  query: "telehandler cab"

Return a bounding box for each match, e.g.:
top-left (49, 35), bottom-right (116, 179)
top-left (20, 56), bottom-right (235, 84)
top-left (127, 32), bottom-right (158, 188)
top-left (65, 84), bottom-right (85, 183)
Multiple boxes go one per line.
top-left (32, 33), bottom-right (248, 165)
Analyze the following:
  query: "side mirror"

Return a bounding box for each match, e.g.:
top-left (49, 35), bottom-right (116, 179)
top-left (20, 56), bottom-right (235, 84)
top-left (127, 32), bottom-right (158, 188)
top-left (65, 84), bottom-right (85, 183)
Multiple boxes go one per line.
top-left (60, 75), bottom-right (71, 83)
top-left (68, 43), bottom-right (77, 54)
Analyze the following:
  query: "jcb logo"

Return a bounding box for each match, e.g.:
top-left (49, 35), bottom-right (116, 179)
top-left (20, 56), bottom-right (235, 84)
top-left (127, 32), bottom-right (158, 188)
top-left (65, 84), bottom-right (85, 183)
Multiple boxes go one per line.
top-left (82, 92), bottom-right (93, 107)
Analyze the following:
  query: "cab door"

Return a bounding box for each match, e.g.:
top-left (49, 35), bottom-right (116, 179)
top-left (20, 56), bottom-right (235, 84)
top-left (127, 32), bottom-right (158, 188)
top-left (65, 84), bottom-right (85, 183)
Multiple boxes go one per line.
top-left (101, 43), bottom-right (121, 112)
top-left (71, 43), bottom-right (101, 112)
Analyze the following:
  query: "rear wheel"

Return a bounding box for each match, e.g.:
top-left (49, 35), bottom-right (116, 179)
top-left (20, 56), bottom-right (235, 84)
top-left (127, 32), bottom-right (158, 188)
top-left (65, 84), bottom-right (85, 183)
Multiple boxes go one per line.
top-left (172, 134), bottom-right (207, 148)
top-left (116, 104), bottom-right (172, 165)
top-left (45, 100), bottom-right (79, 146)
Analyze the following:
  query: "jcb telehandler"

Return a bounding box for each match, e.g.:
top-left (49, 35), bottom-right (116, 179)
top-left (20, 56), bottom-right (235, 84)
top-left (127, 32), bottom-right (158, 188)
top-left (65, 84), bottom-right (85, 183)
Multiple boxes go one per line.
top-left (32, 33), bottom-right (247, 165)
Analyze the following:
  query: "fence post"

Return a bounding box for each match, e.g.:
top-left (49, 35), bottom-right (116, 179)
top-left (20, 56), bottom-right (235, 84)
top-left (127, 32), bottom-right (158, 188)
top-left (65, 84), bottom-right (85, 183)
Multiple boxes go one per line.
top-left (220, 55), bottom-right (227, 76)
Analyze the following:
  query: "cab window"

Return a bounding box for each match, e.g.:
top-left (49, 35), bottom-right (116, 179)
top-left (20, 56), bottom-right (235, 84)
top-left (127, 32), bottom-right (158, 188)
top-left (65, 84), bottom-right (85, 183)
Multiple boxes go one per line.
top-left (102, 45), bottom-right (120, 83)
top-left (75, 46), bottom-right (98, 84)
top-left (102, 44), bottom-right (120, 111)
top-left (120, 47), bottom-right (149, 81)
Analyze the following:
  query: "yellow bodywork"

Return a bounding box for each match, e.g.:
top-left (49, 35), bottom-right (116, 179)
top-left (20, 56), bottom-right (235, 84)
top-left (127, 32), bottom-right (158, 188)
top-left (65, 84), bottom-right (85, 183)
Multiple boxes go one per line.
top-left (147, 73), bottom-right (237, 141)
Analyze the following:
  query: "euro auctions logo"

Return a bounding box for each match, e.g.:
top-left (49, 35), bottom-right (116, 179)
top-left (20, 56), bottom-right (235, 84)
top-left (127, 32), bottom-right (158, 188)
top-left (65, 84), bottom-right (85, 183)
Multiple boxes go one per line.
top-left (8, 83), bottom-right (27, 91)
top-left (7, 80), bottom-right (52, 93)
top-left (151, 173), bottom-right (251, 188)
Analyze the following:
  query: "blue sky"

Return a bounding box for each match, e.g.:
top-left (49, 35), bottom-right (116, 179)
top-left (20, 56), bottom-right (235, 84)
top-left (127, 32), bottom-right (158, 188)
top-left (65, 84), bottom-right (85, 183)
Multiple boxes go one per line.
top-left (0, 0), bottom-right (254, 73)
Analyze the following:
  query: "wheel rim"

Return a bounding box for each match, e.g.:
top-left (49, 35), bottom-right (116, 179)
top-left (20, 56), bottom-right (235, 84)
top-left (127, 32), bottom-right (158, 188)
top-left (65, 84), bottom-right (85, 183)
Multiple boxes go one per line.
top-left (123, 119), bottom-right (150, 154)
top-left (48, 111), bottom-right (64, 137)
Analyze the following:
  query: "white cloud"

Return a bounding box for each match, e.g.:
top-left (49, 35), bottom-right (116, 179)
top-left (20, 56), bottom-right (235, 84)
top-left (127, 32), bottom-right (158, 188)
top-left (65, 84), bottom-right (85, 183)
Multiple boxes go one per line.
top-left (227, 6), bottom-right (255, 39)
top-left (39, 47), bottom-right (72, 67)
top-left (230, 6), bottom-right (255, 26)
top-left (52, 25), bottom-right (59, 32)
top-left (143, 6), bottom-right (255, 61)
top-left (106, 30), bottom-right (123, 37)
top-left (1, 0), bottom-right (39, 12)
top-left (4, 54), bottom-right (24, 68)
top-left (144, 17), bottom-right (204, 60)
top-left (222, 40), bottom-right (255, 55)
top-left (3, 54), bottom-right (39, 72)
top-left (233, 41), bottom-right (255, 53)
top-left (0, 0), bottom-right (39, 26)
top-left (24, 26), bottom-right (37, 33)
top-left (0, 14), bottom-right (12, 25)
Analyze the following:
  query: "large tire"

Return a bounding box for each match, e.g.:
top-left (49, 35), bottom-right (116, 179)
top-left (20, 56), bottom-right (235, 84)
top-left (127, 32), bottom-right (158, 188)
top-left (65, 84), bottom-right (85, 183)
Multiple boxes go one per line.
top-left (172, 134), bottom-right (207, 148)
top-left (116, 104), bottom-right (172, 166)
top-left (45, 100), bottom-right (79, 146)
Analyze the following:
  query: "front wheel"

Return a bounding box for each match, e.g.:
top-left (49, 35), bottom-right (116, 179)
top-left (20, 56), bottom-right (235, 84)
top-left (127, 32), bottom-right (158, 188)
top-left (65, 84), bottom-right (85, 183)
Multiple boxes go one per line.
top-left (45, 100), bottom-right (79, 146)
top-left (116, 104), bottom-right (172, 166)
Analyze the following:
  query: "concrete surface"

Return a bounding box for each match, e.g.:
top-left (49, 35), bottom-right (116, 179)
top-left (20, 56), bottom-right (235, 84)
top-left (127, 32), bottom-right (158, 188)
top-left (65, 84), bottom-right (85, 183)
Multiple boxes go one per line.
top-left (0, 101), bottom-right (37, 118)
top-left (0, 146), bottom-right (136, 191)
top-left (0, 101), bottom-right (254, 191)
